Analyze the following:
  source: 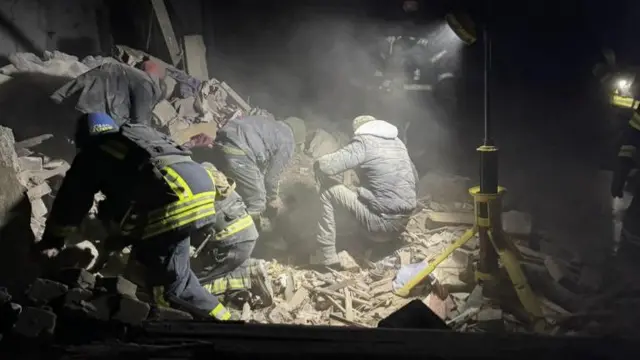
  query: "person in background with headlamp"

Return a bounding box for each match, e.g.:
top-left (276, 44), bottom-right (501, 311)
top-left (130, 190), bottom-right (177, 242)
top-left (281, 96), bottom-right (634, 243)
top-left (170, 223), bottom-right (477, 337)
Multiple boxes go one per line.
top-left (611, 78), bottom-right (640, 258)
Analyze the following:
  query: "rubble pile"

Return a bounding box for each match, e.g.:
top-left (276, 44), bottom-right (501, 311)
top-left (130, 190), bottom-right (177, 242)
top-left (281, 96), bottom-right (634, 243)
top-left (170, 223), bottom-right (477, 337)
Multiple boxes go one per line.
top-left (0, 270), bottom-right (194, 342)
top-left (0, 44), bottom-right (637, 346)
top-left (253, 154), bottom-right (640, 336)
top-left (0, 46), bottom-right (271, 150)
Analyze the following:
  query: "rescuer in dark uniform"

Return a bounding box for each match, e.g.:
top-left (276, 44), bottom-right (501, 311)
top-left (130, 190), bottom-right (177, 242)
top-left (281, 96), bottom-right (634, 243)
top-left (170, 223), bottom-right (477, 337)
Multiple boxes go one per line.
top-left (51, 61), bottom-right (167, 126)
top-left (194, 162), bottom-right (273, 308)
top-left (612, 106), bottom-right (640, 257)
top-left (32, 112), bottom-right (234, 321)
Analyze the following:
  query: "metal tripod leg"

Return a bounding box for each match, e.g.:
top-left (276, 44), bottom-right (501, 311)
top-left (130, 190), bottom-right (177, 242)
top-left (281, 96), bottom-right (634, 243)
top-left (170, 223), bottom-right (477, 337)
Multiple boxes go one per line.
top-left (394, 185), bottom-right (545, 331)
top-left (471, 186), bottom-right (545, 332)
top-left (394, 227), bottom-right (477, 297)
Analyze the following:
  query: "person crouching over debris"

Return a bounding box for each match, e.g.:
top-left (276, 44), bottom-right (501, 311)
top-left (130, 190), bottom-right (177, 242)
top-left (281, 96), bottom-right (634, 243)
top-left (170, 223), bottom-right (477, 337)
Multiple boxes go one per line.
top-left (32, 112), bottom-right (236, 321)
top-left (211, 114), bottom-right (307, 229)
top-left (51, 60), bottom-right (167, 126)
top-left (193, 162), bottom-right (273, 308)
top-left (310, 115), bottom-right (418, 269)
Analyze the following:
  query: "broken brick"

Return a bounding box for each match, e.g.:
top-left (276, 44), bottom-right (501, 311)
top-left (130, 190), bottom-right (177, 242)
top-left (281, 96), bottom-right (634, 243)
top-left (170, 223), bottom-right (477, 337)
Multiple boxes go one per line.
top-left (26, 278), bottom-right (68, 305)
top-left (96, 275), bottom-right (137, 298)
top-left (112, 296), bottom-right (150, 325)
top-left (55, 268), bottom-right (96, 290)
top-left (12, 306), bottom-right (57, 338)
top-left (63, 288), bottom-right (93, 307)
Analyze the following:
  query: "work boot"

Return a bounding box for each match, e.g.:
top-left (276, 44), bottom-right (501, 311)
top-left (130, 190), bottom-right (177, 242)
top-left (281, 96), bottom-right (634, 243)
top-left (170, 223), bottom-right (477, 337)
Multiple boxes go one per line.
top-left (308, 251), bottom-right (343, 273)
top-left (248, 259), bottom-right (274, 308)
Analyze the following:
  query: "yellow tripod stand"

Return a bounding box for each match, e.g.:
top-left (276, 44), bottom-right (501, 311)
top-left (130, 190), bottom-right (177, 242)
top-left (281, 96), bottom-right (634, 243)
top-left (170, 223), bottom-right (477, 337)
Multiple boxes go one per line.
top-left (394, 185), bottom-right (546, 332)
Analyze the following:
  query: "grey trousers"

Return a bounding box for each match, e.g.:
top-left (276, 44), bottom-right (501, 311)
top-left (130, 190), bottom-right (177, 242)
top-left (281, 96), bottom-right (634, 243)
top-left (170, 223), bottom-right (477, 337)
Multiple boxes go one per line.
top-left (213, 152), bottom-right (266, 215)
top-left (315, 184), bottom-right (408, 265)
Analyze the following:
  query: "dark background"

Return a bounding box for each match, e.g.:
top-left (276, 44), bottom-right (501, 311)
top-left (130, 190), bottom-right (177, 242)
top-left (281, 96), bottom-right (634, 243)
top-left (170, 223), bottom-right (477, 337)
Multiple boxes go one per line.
top-left (0, 0), bottom-right (634, 266)
top-left (192, 0), bottom-right (636, 264)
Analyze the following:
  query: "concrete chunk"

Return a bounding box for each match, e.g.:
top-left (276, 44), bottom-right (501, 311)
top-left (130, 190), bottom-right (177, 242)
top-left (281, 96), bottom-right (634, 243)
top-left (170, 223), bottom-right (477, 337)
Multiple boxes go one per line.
top-left (338, 251), bottom-right (360, 272)
top-left (62, 288), bottom-right (94, 318)
top-left (112, 296), bottom-right (150, 325)
top-left (27, 182), bottom-right (51, 201)
top-left (26, 278), bottom-right (68, 304)
top-left (476, 308), bottom-right (503, 322)
top-left (31, 198), bottom-right (48, 218)
top-left (96, 276), bottom-right (137, 298)
top-left (55, 268), bottom-right (96, 290)
top-left (12, 306), bottom-right (56, 338)
top-left (18, 156), bottom-right (43, 171)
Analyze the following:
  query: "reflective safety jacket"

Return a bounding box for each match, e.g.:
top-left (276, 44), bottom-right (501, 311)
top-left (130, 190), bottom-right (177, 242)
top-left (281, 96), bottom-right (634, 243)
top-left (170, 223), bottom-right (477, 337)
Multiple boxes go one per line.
top-left (610, 89), bottom-right (640, 110)
top-left (199, 163), bottom-right (258, 246)
top-left (41, 123), bottom-right (218, 249)
top-left (617, 110), bottom-right (640, 164)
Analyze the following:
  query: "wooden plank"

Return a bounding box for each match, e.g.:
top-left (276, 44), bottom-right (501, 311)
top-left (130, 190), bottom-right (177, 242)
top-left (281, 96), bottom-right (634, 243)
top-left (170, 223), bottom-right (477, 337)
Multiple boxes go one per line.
top-left (15, 134), bottom-right (53, 150)
top-left (329, 313), bottom-right (367, 327)
top-left (220, 82), bottom-right (251, 112)
top-left (31, 162), bottom-right (71, 181)
top-left (344, 288), bottom-right (354, 321)
top-left (150, 0), bottom-right (182, 66)
top-left (183, 34), bottom-right (209, 81)
top-left (304, 285), bottom-right (372, 308)
top-left (324, 279), bottom-right (356, 292)
top-left (426, 212), bottom-right (474, 228)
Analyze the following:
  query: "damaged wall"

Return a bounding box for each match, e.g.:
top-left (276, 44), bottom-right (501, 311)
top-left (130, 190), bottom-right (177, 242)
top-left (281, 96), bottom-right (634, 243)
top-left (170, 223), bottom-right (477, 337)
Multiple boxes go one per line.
top-left (0, 0), bottom-right (103, 61)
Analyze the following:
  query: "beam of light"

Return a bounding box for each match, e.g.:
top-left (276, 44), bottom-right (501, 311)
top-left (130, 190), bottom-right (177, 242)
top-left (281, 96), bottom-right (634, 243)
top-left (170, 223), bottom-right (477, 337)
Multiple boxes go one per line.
top-left (429, 22), bottom-right (466, 52)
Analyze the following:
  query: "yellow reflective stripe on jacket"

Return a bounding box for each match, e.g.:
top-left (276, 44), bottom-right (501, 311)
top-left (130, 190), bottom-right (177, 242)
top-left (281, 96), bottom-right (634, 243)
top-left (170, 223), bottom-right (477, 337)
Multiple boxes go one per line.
top-left (221, 145), bottom-right (246, 156)
top-left (215, 214), bottom-right (254, 241)
top-left (99, 140), bottom-right (128, 160)
top-left (619, 145), bottom-right (637, 158)
top-left (203, 277), bottom-right (251, 296)
top-left (630, 113), bottom-right (640, 131)
top-left (153, 286), bottom-right (172, 308)
top-left (147, 191), bottom-right (217, 223)
top-left (161, 166), bottom-right (194, 200)
top-left (48, 225), bottom-right (78, 238)
top-left (143, 205), bottom-right (216, 239)
top-left (209, 303), bottom-right (231, 320)
top-left (611, 95), bottom-right (640, 109)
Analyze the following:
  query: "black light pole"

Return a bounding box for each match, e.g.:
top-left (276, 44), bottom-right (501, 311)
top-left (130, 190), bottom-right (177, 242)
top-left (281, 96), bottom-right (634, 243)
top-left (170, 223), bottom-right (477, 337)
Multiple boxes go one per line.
top-left (476, 18), bottom-right (501, 276)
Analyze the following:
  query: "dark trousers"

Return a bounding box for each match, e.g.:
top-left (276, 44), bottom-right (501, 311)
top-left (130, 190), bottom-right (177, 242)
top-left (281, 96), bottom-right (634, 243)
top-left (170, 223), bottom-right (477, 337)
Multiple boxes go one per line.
top-left (132, 230), bottom-right (223, 318)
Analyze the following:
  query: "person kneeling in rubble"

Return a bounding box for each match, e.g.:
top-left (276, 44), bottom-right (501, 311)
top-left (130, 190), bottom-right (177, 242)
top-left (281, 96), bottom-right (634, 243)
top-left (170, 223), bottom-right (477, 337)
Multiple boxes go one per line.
top-left (212, 114), bottom-right (307, 228)
top-left (32, 112), bottom-right (236, 321)
top-left (51, 60), bottom-right (167, 126)
top-left (310, 115), bottom-right (418, 268)
top-left (192, 162), bottom-right (273, 308)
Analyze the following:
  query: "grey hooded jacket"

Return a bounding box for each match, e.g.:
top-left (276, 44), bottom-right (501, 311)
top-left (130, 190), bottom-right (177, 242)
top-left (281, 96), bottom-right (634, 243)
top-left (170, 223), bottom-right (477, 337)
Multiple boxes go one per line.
top-left (316, 120), bottom-right (418, 215)
top-left (51, 63), bottom-right (163, 126)
top-left (215, 115), bottom-right (295, 200)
